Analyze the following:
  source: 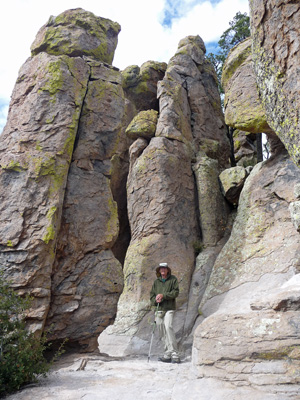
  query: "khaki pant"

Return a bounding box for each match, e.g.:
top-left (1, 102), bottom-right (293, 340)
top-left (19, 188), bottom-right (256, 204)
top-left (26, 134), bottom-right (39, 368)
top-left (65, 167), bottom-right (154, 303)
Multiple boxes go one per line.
top-left (155, 310), bottom-right (178, 358)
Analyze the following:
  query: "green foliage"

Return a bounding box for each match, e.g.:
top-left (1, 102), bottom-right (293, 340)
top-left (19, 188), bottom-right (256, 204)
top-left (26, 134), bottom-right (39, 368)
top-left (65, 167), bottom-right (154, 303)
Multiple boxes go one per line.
top-left (207, 12), bottom-right (250, 93)
top-left (0, 273), bottom-right (63, 396)
top-left (192, 240), bottom-right (203, 256)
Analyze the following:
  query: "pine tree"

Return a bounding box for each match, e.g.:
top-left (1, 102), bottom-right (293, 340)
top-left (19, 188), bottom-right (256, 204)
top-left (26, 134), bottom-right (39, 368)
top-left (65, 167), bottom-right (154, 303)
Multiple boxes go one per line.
top-left (207, 12), bottom-right (250, 93)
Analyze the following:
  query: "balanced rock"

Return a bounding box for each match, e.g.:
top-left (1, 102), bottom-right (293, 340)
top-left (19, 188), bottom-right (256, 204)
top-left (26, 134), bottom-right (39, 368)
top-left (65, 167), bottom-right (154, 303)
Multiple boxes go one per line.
top-left (222, 38), bottom-right (271, 134)
top-left (125, 110), bottom-right (158, 140)
top-left (157, 35), bottom-right (230, 168)
top-left (219, 166), bottom-right (248, 205)
top-left (31, 8), bottom-right (120, 64)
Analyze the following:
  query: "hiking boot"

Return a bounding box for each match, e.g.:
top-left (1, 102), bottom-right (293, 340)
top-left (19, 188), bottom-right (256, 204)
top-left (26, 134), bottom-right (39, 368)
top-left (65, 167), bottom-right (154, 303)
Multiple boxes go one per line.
top-left (158, 356), bottom-right (172, 363)
top-left (171, 353), bottom-right (181, 364)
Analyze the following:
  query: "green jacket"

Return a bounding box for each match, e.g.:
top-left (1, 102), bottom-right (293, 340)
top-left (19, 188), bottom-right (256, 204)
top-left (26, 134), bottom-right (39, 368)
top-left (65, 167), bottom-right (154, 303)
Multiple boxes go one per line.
top-left (150, 274), bottom-right (179, 311)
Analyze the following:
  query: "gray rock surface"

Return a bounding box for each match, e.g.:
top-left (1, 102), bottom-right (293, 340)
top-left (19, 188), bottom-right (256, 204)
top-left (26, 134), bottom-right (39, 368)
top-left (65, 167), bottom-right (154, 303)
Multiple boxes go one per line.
top-left (0, 51), bottom-right (90, 333)
top-left (2, 4), bottom-right (300, 398)
top-left (222, 38), bottom-right (272, 134)
top-left (31, 8), bottom-right (120, 64)
top-left (0, 9), bottom-right (129, 345)
top-left (122, 61), bottom-right (167, 112)
top-left (5, 354), bottom-right (295, 400)
top-left (98, 35), bottom-right (230, 356)
top-left (193, 153), bottom-right (300, 387)
top-left (46, 59), bottom-right (128, 348)
top-left (219, 166), bottom-right (248, 205)
top-left (250, 0), bottom-right (300, 166)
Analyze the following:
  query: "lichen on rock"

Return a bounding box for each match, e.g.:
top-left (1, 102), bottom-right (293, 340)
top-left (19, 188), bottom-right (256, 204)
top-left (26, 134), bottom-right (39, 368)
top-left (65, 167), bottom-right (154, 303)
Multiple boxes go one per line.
top-left (31, 8), bottom-right (120, 64)
top-left (125, 109), bottom-right (158, 140)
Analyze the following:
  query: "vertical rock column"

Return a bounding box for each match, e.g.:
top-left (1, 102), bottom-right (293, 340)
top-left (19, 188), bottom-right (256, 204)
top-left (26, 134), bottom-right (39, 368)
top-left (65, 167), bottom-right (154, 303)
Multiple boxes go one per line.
top-left (98, 35), bottom-right (230, 356)
top-left (46, 59), bottom-right (127, 348)
top-left (0, 8), bottom-right (123, 339)
top-left (0, 52), bottom-right (90, 333)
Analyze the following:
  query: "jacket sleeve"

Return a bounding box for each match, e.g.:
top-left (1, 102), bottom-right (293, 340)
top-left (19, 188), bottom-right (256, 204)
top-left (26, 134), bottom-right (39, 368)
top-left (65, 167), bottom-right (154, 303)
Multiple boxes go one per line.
top-left (163, 276), bottom-right (179, 300)
top-left (150, 281), bottom-right (157, 306)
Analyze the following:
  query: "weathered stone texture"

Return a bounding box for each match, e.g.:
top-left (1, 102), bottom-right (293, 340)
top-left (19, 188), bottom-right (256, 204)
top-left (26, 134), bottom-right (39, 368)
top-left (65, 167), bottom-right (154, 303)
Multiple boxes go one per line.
top-left (98, 35), bottom-right (229, 356)
top-left (157, 35), bottom-right (230, 169)
top-left (45, 56), bottom-right (131, 345)
top-left (0, 52), bottom-right (90, 332)
top-left (98, 137), bottom-right (199, 354)
top-left (250, 0), bottom-right (300, 165)
top-left (0, 9), bottom-right (126, 341)
top-left (122, 61), bottom-right (167, 112)
top-left (219, 166), bottom-right (248, 205)
top-left (222, 38), bottom-right (272, 134)
top-left (31, 8), bottom-right (120, 64)
top-left (193, 153), bottom-right (300, 386)
top-left (193, 154), bottom-right (229, 246)
top-left (233, 130), bottom-right (258, 167)
top-left (125, 109), bottom-right (158, 140)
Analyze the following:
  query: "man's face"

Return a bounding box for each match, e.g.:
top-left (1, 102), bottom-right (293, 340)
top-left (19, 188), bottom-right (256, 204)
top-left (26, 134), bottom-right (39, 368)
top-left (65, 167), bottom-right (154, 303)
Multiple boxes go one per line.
top-left (159, 267), bottom-right (168, 278)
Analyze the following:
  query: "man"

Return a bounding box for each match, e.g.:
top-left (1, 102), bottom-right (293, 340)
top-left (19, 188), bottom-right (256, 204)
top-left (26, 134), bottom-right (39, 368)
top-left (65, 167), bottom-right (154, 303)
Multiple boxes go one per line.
top-left (150, 262), bottom-right (180, 363)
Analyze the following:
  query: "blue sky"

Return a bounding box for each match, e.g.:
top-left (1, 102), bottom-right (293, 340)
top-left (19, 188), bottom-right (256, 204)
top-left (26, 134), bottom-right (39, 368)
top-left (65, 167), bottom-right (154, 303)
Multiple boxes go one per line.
top-left (0, 0), bottom-right (249, 133)
top-left (160, 0), bottom-right (223, 27)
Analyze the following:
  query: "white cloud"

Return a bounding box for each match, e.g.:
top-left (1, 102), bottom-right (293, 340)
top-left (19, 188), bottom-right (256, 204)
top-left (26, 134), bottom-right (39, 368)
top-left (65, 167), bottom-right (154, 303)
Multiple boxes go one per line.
top-left (0, 0), bottom-right (249, 105)
top-left (0, 104), bottom-right (8, 134)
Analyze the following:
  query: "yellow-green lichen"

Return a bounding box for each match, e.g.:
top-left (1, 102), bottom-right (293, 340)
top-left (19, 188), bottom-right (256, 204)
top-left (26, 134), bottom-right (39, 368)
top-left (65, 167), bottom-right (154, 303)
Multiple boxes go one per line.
top-left (221, 38), bottom-right (251, 90)
top-left (42, 225), bottom-right (56, 244)
top-left (6, 240), bottom-right (13, 247)
top-left (1, 160), bottom-right (25, 172)
top-left (38, 59), bottom-right (64, 100)
top-left (35, 142), bottom-right (43, 151)
top-left (32, 10), bottom-right (120, 64)
top-left (251, 31), bottom-right (300, 165)
top-left (254, 346), bottom-right (300, 361)
top-left (42, 206), bottom-right (57, 244)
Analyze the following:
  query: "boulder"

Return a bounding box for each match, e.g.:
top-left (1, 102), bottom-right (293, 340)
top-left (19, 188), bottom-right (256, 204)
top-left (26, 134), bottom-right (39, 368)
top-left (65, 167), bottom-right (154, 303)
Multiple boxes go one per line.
top-left (31, 8), bottom-right (120, 64)
top-left (122, 61), bottom-right (167, 112)
top-left (222, 38), bottom-right (272, 134)
top-left (250, 0), bottom-right (300, 166)
top-left (219, 166), bottom-right (248, 205)
top-left (125, 110), bottom-right (158, 140)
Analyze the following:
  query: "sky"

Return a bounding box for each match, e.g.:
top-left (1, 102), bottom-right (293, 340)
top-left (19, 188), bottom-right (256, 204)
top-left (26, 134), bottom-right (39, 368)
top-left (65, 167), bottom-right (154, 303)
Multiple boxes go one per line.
top-left (0, 0), bottom-right (249, 132)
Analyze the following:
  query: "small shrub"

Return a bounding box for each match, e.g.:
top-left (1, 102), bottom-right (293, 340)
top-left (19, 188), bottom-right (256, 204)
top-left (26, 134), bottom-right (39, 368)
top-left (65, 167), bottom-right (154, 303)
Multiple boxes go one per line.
top-left (192, 240), bottom-right (203, 256)
top-left (0, 273), bottom-right (62, 395)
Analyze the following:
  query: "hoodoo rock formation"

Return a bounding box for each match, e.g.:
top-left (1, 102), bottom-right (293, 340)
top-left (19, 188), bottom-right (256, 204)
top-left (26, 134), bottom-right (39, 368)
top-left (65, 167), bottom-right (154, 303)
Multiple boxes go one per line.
top-left (1, 2), bottom-right (300, 397)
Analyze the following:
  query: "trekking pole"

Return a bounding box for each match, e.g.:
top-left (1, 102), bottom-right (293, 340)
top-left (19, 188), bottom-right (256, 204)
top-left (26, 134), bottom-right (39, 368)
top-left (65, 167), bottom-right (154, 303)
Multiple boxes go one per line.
top-left (147, 302), bottom-right (159, 362)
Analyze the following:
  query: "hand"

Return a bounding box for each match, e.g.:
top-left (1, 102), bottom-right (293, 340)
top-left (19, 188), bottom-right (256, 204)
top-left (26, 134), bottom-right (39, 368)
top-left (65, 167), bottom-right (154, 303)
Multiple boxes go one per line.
top-left (156, 294), bottom-right (163, 303)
